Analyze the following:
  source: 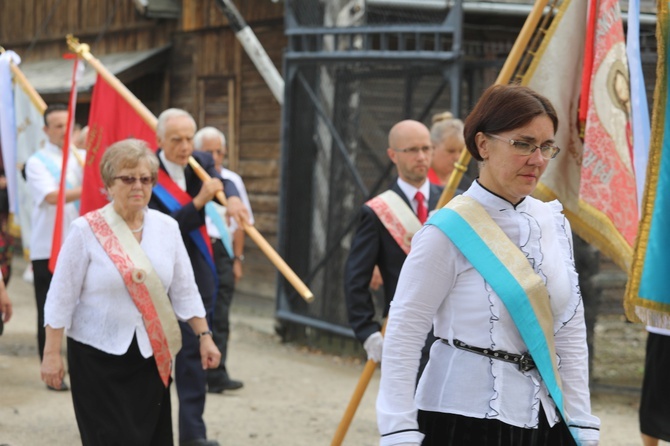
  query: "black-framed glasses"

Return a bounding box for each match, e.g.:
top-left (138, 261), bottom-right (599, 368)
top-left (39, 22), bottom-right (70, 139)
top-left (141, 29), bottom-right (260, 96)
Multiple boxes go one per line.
top-left (485, 133), bottom-right (560, 160)
top-left (392, 145), bottom-right (433, 156)
top-left (113, 175), bottom-right (154, 185)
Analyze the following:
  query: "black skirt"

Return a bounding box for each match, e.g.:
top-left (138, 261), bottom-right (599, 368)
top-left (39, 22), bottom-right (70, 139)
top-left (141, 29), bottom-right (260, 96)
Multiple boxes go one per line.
top-left (418, 409), bottom-right (577, 446)
top-left (640, 331), bottom-right (670, 441)
top-left (67, 336), bottom-right (173, 446)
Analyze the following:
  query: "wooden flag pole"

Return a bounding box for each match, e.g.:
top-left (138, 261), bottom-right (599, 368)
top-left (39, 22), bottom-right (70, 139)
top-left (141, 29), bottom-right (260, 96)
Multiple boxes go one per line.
top-left (330, 320), bottom-right (386, 446)
top-left (332, 1), bottom-right (554, 443)
top-left (435, 0), bottom-right (551, 209)
top-left (0, 46), bottom-right (84, 167)
top-left (186, 159), bottom-right (315, 302)
top-left (66, 35), bottom-right (314, 303)
top-left (0, 47), bottom-right (47, 113)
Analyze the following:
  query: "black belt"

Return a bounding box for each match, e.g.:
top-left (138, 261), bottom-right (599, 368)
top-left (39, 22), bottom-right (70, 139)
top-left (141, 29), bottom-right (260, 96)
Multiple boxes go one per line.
top-left (441, 338), bottom-right (536, 372)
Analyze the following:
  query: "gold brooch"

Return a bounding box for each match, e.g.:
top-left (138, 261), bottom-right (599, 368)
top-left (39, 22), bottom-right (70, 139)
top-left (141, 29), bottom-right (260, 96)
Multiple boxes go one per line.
top-left (131, 268), bottom-right (146, 283)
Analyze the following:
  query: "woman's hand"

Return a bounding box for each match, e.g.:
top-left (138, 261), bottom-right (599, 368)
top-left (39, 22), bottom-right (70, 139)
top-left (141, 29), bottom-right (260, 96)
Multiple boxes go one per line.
top-left (199, 334), bottom-right (222, 370)
top-left (41, 326), bottom-right (65, 388)
top-left (41, 350), bottom-right (65, 389)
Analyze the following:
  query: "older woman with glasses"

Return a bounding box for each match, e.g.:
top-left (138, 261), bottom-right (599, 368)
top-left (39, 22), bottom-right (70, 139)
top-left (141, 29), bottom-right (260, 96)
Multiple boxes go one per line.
top-left (40, 139), bottom-right (220, 445)
top-left (376, 84), bottom-right (600, 446)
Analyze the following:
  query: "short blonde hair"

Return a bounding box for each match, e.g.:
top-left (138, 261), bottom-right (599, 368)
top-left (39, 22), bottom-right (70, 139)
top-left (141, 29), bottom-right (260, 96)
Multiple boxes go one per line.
top-left (430, 111), bottom-right (464, 145)
top-left (100, 139), bottom-right (159, 187)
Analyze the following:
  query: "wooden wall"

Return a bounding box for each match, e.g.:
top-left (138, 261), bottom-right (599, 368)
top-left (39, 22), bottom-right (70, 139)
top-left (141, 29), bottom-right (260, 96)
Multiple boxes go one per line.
top-left (170, 17), bottom-right (286, 298)
top-left (0, 1), bottom-right (176, 61)
top-left (2, 0), bottom-right (288, 298)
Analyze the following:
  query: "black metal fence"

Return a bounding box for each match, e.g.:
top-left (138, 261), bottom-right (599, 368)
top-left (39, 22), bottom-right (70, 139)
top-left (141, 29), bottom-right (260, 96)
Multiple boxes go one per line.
top-left (276, 0), bottom-right (467, 340)
top-left (275, 0), bottom-right (659, 343)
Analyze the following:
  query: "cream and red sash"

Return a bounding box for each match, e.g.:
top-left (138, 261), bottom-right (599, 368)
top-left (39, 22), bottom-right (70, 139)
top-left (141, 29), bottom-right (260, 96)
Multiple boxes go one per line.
top-left (366, 190), bottom-right (422, 254)
top-left (85, 204), bottom-right (181, 387)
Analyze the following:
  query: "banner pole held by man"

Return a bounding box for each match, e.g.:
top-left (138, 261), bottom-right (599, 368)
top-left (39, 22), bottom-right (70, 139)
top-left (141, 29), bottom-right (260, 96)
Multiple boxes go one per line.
top-left (65, 34), bottom-right (314, 303)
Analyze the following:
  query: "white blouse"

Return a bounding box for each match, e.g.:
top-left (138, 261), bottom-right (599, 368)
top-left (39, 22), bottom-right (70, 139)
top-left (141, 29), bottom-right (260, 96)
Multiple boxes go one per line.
top-left (44, 208), bottom-right (206, 358)
top-left (376, 181), bottom-right (600, 445)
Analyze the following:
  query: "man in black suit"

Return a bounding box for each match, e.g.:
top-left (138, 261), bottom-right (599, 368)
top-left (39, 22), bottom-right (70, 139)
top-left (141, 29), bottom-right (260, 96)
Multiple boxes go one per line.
top-left (344, 120), bottom-right (441, 372)
top-left (149, 108), bottom-right (249, 446)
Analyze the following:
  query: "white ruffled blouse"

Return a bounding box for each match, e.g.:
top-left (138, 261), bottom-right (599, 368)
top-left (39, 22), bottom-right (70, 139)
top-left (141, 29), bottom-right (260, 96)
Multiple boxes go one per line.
top-left (376, 181), bottom-right (600, 445)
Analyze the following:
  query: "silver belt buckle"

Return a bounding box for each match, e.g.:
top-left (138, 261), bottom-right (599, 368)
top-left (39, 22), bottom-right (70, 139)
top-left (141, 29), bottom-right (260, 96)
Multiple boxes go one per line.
top-left (519, 353), bottom-right (534, 372)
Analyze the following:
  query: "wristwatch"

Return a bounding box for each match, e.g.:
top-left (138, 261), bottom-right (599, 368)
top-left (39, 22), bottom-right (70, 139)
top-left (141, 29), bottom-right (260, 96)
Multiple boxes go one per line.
top-left (197, 330), bottom-right (213, 339)
top-left (233, 254), bottom-right (245, 263)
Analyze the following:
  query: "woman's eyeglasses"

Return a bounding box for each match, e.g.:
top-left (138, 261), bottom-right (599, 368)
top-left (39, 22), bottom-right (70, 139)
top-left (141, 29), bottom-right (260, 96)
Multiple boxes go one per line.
top-left (485, 133), bottom-right (560, 160)
top-left (113, 175), bottom-right (154, 185)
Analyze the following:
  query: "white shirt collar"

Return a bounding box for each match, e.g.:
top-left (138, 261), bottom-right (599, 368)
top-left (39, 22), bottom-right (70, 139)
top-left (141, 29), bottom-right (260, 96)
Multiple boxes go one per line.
top-left (396, 177), bottom-right (430, 203)
top-left (45, 140), bottom-right (62, 154)
top-left (159, 150), bottom-right (186, 191)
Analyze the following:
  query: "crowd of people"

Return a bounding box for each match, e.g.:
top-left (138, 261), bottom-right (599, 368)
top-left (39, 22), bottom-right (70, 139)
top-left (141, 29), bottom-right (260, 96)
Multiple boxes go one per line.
top-left (1, 84), bottom-right (667, 446)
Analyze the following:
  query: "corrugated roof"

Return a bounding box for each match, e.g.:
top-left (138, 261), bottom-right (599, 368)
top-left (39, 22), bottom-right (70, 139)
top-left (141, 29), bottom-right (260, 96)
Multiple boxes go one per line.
top-left (18, 46), bottom-right (170, 95)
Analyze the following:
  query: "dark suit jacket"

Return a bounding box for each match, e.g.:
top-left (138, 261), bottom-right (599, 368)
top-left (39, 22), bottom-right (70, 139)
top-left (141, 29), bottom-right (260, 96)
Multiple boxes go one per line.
top-left (344, 180), bottom-right (443, 344)
top-left (149, 149), bottom-right (239, 311)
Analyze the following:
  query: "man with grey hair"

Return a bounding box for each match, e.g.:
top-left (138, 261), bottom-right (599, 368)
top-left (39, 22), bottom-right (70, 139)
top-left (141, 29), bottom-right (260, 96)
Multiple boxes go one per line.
top-left (194, 126), bottom-right (254, 394)
top-left (149, 108), bottom-right (249, 446)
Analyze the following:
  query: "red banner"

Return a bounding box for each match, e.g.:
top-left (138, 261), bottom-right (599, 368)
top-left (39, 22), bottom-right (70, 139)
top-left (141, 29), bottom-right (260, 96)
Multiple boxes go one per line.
top-left (80, 74), bottom-right (156, 214)
top-left (49, 57), bottom-right (80, 273)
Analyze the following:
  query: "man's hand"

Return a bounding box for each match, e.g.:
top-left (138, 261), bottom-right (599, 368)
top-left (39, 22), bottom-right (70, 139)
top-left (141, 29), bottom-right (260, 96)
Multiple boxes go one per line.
top-left (369, 265), bottom-right (383, 291)
top-left (363, 331), bottom-right (384, 363)
top-left (199, 335), bottom-right (222, 370)
top-left (232, 260), bottom-right (243, 283)
top-left (193, 178), bottom-right (224, 210)
top-left (226, 196), bottom-right (250, 228)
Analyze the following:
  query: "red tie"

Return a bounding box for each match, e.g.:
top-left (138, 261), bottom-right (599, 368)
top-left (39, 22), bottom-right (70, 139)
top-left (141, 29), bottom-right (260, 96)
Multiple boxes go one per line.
top-left (415, 191), bottom-right (428, 224)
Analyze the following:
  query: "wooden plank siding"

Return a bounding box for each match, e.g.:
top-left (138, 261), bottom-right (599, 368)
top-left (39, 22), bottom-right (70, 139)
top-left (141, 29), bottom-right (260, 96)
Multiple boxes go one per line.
top-left (1, 0), bottom-right (288, 298)
top-left (1, 1), bottom-right (176, 60)
top-left (171, 17), bottom-right (286, 298)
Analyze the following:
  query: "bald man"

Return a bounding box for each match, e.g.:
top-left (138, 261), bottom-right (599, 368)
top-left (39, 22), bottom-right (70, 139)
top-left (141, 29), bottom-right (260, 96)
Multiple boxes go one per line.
top-left (344, 120), bottom-right (441, 373)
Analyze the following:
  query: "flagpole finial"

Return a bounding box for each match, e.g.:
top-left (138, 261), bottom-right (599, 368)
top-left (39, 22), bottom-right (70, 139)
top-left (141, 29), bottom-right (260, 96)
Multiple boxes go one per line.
top-left (66, 34), bottom-right (90, 57)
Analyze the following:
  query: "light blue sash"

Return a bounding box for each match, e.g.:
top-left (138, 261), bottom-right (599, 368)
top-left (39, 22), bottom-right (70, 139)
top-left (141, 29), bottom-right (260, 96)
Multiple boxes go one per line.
top-left (205, 202), bottom-right (233, 258)
top-left (427, 195), bottom-right (579, 446)
top-left (33, 151), bottom-right (80, 211)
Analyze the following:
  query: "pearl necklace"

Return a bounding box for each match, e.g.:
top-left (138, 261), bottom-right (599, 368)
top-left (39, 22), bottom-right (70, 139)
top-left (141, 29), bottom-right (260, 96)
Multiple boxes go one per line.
top-left (130, 223), bottom-right (144, 233)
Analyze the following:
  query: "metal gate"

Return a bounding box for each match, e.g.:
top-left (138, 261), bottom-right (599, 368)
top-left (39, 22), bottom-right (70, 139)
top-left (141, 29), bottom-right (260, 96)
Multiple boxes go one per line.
top-left (276, 0), bottom-right (465, 339)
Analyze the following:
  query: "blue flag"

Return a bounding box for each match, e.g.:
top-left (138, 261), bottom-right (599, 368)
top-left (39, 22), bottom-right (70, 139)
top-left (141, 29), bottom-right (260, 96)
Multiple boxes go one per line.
top-left (625, 4), bottom-right (670, 329)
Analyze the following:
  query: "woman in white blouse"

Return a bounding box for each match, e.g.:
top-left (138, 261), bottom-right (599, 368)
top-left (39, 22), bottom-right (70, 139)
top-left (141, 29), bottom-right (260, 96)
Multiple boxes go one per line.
top-left (376, 84), bottom-right (600, 446)
top-left (40, 139), bottom-right (220, 445)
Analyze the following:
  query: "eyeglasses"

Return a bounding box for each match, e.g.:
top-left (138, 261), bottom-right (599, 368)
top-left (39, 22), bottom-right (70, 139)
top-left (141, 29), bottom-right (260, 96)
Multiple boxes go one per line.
top-left (392, 145), bottom-right (433, 156)
top-left (113, 175), bottom-right (154, 185)
top-left (485, 133), bottom-right (560, 160)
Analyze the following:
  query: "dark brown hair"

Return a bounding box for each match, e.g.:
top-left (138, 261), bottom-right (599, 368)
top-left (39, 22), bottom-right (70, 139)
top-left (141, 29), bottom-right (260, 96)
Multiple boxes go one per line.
top-left (43, 104), bottom-right (67, 127)
top-left (463, 84), bottom-right (558, 161)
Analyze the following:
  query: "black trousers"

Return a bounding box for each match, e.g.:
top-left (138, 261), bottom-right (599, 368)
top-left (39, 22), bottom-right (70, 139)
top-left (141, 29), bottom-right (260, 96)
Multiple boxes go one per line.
top-left (32, 259), bottom-right (53, 361)
top-left (418, 408), bottom-right (577, 446)
top-left (640, 331), bottom-right (670, 441)
top-left (207, 238), bottom-right (236, 386)
top-left (176, 320), bottom-right (207, 443)
top-left (67, 336), bottom-right (173, 446)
